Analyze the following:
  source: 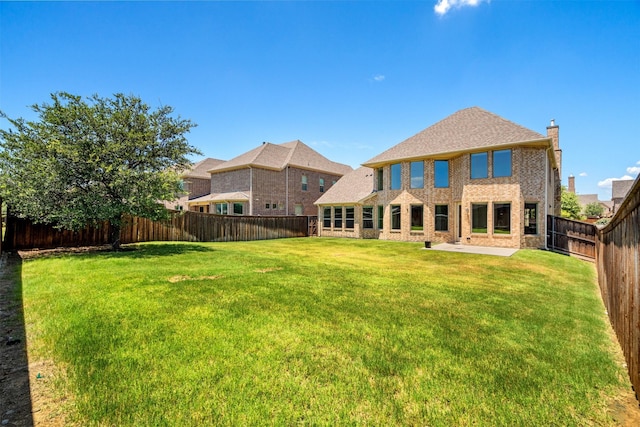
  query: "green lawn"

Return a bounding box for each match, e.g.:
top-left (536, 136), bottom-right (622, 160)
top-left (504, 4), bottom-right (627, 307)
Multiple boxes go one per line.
top-left (20, 239), bottom-right (627, 425)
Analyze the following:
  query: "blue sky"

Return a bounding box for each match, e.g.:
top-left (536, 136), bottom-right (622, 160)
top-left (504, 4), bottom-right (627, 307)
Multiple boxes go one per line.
top-left (1, 0), bottom-right (638, 200)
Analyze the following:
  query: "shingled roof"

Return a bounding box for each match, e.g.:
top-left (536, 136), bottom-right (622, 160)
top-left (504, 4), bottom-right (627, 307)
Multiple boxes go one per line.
top-left (363, 107), bottom-right (549, 167)
top-left (183, 158), bottom-right (225, 179)
top-left (208, 140), bottom-right (352, 176)
top-left (315, 167), bottom-right (375, 205)
top-left (612, 179), bottom-right (634, 200)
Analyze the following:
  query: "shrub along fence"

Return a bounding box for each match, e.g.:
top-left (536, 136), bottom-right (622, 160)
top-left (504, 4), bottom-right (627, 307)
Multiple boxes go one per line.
top-left (3, 211), bottom-right (311, 250)
top-left (596, 175), bottom-right (640, 398)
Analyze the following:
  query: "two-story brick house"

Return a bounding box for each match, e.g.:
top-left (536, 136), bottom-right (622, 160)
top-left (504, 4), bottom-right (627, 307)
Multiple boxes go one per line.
top-left (316, 107), bottom-right (561, 249)
top-left (188, 140), bottom-right (352, 216)
top-left (164, 157), bottom-right (225, 211)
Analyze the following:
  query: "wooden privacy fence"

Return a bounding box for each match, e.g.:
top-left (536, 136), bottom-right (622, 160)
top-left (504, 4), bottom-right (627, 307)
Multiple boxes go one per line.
top-left (596, 176), bottom-right (640, 398)
top-left (546, 215), bottom-right (597, 260)
top-left (4, 211), bottom-right (311, 250)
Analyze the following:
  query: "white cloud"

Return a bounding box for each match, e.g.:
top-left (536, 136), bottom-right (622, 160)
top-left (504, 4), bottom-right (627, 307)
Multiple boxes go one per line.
top-left (372, 75), bottom-right (385, 82)
top-left (627, 166), bottom-right (640, 175)
top-left (598, 175), bottom-right (634, 189)
top-left (434, 0), bottom-right (488, 16)
top-left (579, 172), bottom-right (588, 177)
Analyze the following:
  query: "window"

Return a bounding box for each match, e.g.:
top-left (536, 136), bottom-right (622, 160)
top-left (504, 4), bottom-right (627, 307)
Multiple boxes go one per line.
top-left (471, 152), bottom-right (488, 179)
top-left (265, 203), bottom-right (270, 209)
top-left (198, 206), bottom-right (205, 213)
top-left (524, 203), bottom-right (537, 235)
top-left (435, 205), bottom-right (449, 231)
top-left (323, 207), bottom-right (332, 228)
top-left (302, 175), bottom-right (308, 191)
top-left (216, 203), bottom-right (228, 215)
top-left (390, 163), bottom-right (401, 190)
top-left (493, 149), bottom-right (512, 178)
top-left (494, 203), bottom-right (511, 234)
top-left (391, 205), bottom-right (401, 230)
top-left (376, 168), bottom-right (384, 191)
top-left (295, 204), bottom-right (303, 215)
top-left (271, 203), bottom-right (277, 209)
top-left (346, 207), bottom-right (355, 229)
top-left (410, 161), bottom-right (424, 189)
top-left (411, 205), bottom-right (423, 231)
top-left (363, 206), bottom-right (373, 229)
top-left (233, 203), bottom-right (243, 215)
top-left (434, 160), bottom-right (449, 188)
top-left (334, 206), bottom-right (343, 228)
top-left (319, 178), bottom-right (325, 192)
top-left (278, 203), bottom-right (284, 210)
top-left (377, 205), bottom-right (384, 229)
top-left (471, 203), bottom-right (488, 233)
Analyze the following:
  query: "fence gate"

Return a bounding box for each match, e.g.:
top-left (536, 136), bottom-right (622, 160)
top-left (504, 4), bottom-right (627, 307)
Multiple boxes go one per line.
top-left (307, 216), bottom-right (318, 236)
top-left (546, 215), bottom-right (596, 260)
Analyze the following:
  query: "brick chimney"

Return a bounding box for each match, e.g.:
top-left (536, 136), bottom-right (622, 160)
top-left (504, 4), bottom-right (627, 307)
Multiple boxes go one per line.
top-left (547, 119), bottom-right (561, 179)
top-left (568, 175), bottom-right (575, 193)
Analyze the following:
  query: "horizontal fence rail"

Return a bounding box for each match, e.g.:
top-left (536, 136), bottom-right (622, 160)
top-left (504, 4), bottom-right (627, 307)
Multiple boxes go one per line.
top-left (546, 215), bottom-right (597, 260)
top-left (596, 176), bottom-right (640, 398)
top-left (4, 211), bottom-right (311, 250)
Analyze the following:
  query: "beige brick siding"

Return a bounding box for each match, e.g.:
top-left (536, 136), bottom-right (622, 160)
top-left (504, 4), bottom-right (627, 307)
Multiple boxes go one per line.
top-left (185, 177), bottom-right (211, 200)
top-left (318, 146), bottom-right (554, 249)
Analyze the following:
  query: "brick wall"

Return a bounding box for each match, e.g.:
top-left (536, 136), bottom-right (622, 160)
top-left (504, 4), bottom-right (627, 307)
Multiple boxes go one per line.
top-left (185, 177), bottom-right (211, 200)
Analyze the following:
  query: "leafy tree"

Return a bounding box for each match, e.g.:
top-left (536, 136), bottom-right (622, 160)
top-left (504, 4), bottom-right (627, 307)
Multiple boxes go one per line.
top-left (583, 201), bottom-right (604, 218)
top-left (0, 92), bottom-right (200, 249)
top-left (561, 186), bottom-right (583, 220)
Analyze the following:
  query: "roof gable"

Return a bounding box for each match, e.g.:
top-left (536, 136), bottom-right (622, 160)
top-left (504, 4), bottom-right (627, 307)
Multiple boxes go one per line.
top-left (363, 107), bottom-right (548, 167)
top-left (209, 140), bottom-right (352, 176)
top-left (612, 179), bottom-right (634, 199)
top-left (315, 167), bottom-right (375, 205)
top-left (183, 158), bottom-right (225, 179)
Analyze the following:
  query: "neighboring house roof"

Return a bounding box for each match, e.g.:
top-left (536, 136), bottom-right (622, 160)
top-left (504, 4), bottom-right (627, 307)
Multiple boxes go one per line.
top-left (362, 107), bottom-right (550, 167)
top-left (612, 179), bottom-right (634, 200)
top-left (208, 140), bottom-right (352, 176)
top-left (182, 158), bottom-right (225, 179)
top-left (188, 192), bottom-right (250, 204)
top-left (577, 194), bottom-right (599, 207)
top-left (315, 167), bottom-right (375, 205)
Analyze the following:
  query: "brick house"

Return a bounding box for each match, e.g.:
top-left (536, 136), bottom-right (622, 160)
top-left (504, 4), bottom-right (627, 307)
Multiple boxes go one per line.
top-left (188, 140), bottom-right (352, 216)
top-left (316, 107), bottom-right (562, 249)
top-left (164, 157), bottom-right (225, 211)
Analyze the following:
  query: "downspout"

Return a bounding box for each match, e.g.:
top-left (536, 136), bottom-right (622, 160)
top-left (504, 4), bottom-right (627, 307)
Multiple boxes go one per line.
top-left (286, 166), bottom-right (289, 215)
top-left (544, 149), bottom-right (549, 250)
top-left (249, 166), bottom-right (253, 215)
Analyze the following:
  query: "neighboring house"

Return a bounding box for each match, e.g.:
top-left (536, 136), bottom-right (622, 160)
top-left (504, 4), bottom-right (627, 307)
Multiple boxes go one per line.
top-left (612, 179), bottom-right (634, 214)
top-left (316, 107), bottom-right (562, 249)
top-left (164, 157), bottom-right (225, 211)
top-left (567, 175), bottom-right (612, 217)
top-left (188, 140), bottom-right (352, 216)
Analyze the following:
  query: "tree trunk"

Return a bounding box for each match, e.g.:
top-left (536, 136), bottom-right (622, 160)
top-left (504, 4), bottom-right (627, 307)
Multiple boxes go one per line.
top-left (110, 221), bottom-right (122, 251)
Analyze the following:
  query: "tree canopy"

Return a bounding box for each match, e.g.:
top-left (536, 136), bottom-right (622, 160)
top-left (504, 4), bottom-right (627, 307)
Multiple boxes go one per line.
top-left (560, 186), bottom-right (583, 220)
top-left (0, 92), bottom-right (200, 249)
top-left (583, 201), bottom-right (605, 218)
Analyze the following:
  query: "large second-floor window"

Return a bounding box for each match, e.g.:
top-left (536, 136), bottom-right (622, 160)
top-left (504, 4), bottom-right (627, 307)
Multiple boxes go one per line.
top-left (493, 149), bottom-right (512, 178)
top-left (390, 163), bottom-right (401, 190)
top-left (471, 152), bottom-right (488, 179)
top-left (410, 161), bottom-right (424, 189)
top-left (434, 160), bottom-right (449, 188)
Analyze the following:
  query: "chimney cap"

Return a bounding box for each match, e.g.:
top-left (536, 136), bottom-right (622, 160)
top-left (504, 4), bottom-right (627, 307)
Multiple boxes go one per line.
top-left (550, 119), bottom-right (556, 127)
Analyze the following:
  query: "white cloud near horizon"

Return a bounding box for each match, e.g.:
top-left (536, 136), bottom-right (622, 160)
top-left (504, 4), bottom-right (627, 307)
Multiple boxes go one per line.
top-left (598, 175), bottom-right (634, 189)
top-left (627, 166), bottom-right (640, 175)
top-left (579, 172), bottom-right (588, 177)
top-left (372, 74), bottom-right (385, 82)
top-left (434, 0), bottom-right (488, 16)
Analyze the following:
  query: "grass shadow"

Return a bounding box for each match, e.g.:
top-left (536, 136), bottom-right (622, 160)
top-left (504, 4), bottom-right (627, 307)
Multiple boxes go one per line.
top-left (0, 253), bottom-right (33, 426)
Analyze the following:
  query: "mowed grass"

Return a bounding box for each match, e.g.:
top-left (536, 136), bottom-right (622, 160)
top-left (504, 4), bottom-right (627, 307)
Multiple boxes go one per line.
top-left (20, 238), bottom-right (627, 426)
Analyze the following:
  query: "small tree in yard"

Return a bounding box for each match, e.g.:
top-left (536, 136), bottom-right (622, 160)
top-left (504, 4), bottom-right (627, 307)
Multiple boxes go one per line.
top-left (561, 185), bottom-right (583, 220)
top-left (583, 201), bottom-right (604, 218)
top-left (0, 92), bottom-right (200, 250)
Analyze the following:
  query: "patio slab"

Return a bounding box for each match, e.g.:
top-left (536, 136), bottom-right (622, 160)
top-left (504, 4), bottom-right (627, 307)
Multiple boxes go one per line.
top-left (423, 243), bottom-right (518, 257)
